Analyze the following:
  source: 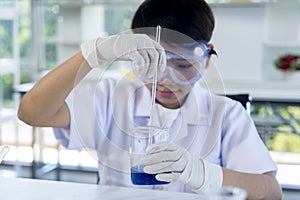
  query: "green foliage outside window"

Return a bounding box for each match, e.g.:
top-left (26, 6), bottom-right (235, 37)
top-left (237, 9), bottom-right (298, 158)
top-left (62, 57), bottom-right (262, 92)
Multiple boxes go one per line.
top-left (0, 20), bottom-right (13, 58)
top-left (45, 43), bottom-right (57, 70)
top-left (105, 6), bottom-right (136, 35)
top-left (0, 1), bottom-right (31, 107)
top-left (268, 133), bottom-right (300, 153)
top-left (44, 6), bottom-right (57, 37)
top-left (44, 5), bottom-right (58, 70)
top-left (2, 74), bottom-right (13, 100)
top-left (251, 104), bottom-right (300, 153)
top-left (19, 1), bottom-right (31, 62)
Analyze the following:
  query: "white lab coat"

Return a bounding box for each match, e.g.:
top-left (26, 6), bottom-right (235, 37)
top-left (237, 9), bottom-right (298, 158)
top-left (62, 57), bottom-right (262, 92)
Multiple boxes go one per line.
top-left (54, 76), bottom-right (277, 193)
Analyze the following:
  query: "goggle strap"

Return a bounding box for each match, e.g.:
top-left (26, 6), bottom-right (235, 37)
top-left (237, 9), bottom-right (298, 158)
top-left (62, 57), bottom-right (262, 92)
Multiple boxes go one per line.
top-left (199, 40), bottom-right (218, 57)
top-left (208, 48), bottom-right (217, 56)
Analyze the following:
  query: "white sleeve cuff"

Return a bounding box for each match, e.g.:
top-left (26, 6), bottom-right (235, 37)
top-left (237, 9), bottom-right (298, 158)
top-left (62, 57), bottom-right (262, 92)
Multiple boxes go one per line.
top-left (192, 159), bottom-right (223, 194)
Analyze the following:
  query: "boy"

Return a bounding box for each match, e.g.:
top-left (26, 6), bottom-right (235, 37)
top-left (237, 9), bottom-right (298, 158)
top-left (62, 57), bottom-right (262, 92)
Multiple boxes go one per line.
top-left (18, 0), bottom-right (282, 199)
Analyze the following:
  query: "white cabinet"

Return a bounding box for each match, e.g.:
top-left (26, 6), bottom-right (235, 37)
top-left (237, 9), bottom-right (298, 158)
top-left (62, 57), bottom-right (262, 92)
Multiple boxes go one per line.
top-left (204, 1), bottom-right (300, 100)
top-left (42, 4), bottom-right (106, 66)
top-left (210, 4), bottom-right (265, 82)
top-left (262, 2), bottom-right (300, 82)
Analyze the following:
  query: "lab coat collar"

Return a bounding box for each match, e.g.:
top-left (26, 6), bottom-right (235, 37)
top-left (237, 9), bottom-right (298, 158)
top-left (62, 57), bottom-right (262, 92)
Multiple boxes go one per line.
top-left (134, 83), bottom-right (212, 126)
top-left (180, 83), bottom-right (212, 126)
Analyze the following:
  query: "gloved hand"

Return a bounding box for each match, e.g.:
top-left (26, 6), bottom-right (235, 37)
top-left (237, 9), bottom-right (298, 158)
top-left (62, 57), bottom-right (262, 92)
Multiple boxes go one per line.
top-left (141, 141), bottom-right (223, 193)
top-left (81, 34), bottom-right (166, 79)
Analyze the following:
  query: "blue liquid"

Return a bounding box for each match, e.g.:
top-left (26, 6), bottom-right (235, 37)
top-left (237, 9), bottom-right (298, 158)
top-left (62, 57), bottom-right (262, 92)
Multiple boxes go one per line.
top-left (131, 165), bottom-right (170, 185)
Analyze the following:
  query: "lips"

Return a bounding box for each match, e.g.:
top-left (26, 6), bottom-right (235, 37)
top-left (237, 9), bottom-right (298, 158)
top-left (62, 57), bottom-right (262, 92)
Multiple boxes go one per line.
top-left (157, 90), bottom-right (176, 98)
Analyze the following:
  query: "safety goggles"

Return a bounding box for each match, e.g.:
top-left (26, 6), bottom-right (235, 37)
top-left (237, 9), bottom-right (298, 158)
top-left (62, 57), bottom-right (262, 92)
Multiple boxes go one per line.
top-left (142, 41), bottom-right (214, 85)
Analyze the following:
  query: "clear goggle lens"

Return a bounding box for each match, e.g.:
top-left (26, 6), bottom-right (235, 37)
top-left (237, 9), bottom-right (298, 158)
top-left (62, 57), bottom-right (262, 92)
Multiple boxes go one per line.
top-left (141, 49), bottom-right (207, 85)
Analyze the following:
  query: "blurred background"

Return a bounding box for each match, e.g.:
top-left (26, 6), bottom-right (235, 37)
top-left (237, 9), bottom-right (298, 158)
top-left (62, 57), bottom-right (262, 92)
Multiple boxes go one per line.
top-left (0, 0), bottom-right (300, 197)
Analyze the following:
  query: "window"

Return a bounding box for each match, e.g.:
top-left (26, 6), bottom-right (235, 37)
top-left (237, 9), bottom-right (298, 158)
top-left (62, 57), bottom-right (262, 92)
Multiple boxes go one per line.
top-left (251, 101), bottom-right (300, 187)
top-left (0, 20), bottom-right (13, 59)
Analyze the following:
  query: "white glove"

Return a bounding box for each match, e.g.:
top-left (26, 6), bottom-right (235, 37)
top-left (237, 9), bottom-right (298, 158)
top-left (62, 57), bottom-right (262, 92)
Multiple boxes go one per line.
top-left (141, 142), bottom-right (223, 193)
top-left (81, 34), bottom-right (166, 79)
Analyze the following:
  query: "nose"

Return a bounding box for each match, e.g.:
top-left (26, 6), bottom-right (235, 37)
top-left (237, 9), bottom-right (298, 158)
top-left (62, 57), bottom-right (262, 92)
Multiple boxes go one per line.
top-left (157, 67), bottom-right (174, 85)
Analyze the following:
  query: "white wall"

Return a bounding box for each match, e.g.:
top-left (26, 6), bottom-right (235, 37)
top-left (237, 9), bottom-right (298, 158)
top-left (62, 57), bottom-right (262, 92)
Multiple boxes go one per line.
top-left (210, 5), bottom-right (265, 82)
top-left (202, 3), bottom-right (300, 100)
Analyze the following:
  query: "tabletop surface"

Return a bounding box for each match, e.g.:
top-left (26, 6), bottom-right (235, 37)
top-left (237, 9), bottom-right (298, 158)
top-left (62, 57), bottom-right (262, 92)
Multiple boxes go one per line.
top-left (0, 178), bottom-right (204, 200)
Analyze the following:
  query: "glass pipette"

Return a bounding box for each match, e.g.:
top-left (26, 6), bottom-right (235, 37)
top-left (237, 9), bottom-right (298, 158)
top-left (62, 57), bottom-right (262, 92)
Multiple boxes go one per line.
top-left (150, 25), bottom-right (161, 110)
top-left (149, 25), bottom-right (161, 143)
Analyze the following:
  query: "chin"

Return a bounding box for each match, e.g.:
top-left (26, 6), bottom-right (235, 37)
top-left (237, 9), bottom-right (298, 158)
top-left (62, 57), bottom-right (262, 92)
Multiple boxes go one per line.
top-left (156, 98), bottom-right (180, 109)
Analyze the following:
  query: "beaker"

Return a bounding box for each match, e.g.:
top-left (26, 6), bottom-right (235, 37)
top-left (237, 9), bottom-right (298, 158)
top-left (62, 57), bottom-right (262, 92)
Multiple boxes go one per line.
top-left (130, 126), bottom-right (170, 185)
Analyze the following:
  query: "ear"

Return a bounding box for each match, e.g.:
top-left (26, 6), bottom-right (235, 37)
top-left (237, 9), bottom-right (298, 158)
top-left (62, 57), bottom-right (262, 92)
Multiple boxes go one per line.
top-left (205, 43), bottom-right (214, 69)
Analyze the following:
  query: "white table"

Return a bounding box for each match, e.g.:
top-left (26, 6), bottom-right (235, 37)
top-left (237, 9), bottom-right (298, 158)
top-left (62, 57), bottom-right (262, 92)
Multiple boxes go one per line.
top-left (0, 178), bottom-right (204, 200)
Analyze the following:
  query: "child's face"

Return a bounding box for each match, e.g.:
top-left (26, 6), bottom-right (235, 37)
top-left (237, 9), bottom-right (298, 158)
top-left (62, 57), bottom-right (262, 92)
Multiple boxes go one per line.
top-left (145, 79), bottom-right (193, 109)
top-left (145, 41), bottom-right (207, 109)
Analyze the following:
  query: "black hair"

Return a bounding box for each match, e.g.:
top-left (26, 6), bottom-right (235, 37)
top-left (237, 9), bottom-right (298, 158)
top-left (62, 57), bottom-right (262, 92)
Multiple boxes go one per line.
top-left (131, 0), bottom-right (215, 43)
